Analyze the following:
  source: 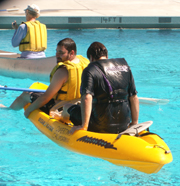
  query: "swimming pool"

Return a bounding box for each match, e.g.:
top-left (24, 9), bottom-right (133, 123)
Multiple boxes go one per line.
top-left (0, 29), bottom-right (180, 185)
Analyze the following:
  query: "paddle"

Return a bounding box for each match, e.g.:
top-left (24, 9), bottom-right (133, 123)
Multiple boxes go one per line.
top-left (138, 97), bottom-right (169, 105)
top-left (0, 85), bottom-right (169, 105)
top-left (0, 85), bottom-right (45, 93)
top-left (0, 52), bottom-right (18, 55)
top-left (0, 8), bottom-right (19, 12)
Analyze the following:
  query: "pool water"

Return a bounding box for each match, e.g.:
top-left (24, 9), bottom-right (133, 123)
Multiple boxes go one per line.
top-left (0, 29), bottom-right (180, 185)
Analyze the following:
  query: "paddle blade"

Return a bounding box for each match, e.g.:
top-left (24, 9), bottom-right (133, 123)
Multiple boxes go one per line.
top-left (139, 97), bottom-right (169, 105)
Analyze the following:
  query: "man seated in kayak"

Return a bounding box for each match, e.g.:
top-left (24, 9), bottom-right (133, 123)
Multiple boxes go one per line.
top-left (4, 38), bottom-right (89, 118)
top-left (11, 4), bottom-right (47, 59)
top-left (51, 42), bottom-right (139, 134)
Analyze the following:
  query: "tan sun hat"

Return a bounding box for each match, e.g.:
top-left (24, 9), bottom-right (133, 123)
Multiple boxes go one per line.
top-left (24, 4), bottom-right (40, 18)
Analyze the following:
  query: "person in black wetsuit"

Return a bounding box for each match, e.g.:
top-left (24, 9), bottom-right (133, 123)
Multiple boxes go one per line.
top-left (51, 42), bottom-right (139, 134)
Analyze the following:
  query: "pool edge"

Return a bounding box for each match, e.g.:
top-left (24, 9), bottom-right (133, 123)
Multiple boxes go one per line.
top-left (1, 16), bottom-right (180, 29)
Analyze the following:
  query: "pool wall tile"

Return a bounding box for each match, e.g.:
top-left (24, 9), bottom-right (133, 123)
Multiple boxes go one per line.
top-left (1, 16), bottom-right (180, 29)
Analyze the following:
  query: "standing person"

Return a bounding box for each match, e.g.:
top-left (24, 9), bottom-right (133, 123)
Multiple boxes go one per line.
top-left (55, 41), bottom-right (139, 134)
top-left (1, 38), bottom-right (89, 118)
top-left (12, 4), bottom-right (47, 59)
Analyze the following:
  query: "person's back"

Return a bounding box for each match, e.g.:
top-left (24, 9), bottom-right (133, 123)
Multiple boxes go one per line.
top-left (11, 4), bottom-right (47, 59)
top-left (81, 58), bottom-right (137, 133)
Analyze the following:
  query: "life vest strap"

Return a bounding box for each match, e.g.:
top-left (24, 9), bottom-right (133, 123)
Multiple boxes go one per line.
top-left (93, 98), bottom-right (127, 104)
top-left (20, 41), bottom-right (30, 45)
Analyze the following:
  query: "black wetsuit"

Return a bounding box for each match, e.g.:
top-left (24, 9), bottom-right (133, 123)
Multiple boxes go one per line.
top-left (68, 58), bottom-right (137, 134)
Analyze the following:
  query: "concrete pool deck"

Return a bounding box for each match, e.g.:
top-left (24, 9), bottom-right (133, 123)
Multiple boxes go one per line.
top-left (1, 0), bottom-right (180, 29)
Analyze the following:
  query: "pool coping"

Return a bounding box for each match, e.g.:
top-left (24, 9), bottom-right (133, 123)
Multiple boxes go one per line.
top-left (1, 16), bottom-right (180, 29)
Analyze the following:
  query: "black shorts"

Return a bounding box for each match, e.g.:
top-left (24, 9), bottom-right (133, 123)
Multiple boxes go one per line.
top-left (30, 93), bottom-right (56, 114)
top-left (67, 105), bottom-right (96, 132)
top-left (67, 105), bottom-right (82, 126)
top-left (67, 103), bottom-right (129, 134)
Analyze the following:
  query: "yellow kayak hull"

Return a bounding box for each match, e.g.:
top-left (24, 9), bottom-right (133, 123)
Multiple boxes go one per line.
top-left (27, 82), bottom-right (173, 174)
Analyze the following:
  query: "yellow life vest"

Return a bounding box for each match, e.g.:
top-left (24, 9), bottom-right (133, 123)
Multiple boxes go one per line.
top-left (19, 20), bottom-right (47, 52)
top-left (50, 55), bottom-right (89, 101)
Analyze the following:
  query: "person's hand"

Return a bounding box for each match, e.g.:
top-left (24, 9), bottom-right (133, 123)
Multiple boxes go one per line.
top-left (12, 20), bottom-right (18, 29)
top-left (69, 125), bottom-right (87, 134)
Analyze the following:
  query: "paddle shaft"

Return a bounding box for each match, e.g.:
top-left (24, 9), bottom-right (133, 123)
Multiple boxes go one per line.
top-left (0, 86), bottom-right (169, 105)
top-left (0, 8), bottom-right (19, 12)
top-left (0, 86), bottom-right (45, 93)
top-left (0, 53), bottom-right (18, 55)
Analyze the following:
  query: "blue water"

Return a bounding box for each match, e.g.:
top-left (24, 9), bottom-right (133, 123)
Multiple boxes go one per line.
top-left (0, 29), bottom-right (180, 185)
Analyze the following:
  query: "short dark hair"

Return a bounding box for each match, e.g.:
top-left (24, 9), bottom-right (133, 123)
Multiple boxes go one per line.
top-left (87, 42), bottom-right (108, 60)
top-left (57, 38), bottom-right (77, 54)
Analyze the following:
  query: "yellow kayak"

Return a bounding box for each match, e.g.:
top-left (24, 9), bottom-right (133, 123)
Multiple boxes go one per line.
top-left (27, 82), bottom-right (173, 174)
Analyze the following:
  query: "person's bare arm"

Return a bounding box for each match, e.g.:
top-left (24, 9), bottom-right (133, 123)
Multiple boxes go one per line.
top-left (69, 93), bottom-right (92, 134)
top-left (81, 93), bottom-right (92, 130)
top-left (24, 67), bottom-right (68, 118)
top-left (129, 94), bottom-right (139, 125)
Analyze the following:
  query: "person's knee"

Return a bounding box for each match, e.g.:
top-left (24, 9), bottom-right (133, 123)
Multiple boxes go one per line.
top-left (21, 92), bottom-right (31, 103)
top-left (16, 92), bottom-right (31, 107)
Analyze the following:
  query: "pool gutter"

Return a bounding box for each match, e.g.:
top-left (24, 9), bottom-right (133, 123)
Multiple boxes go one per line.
top-left (1, 16), bottom-right (180, 29)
